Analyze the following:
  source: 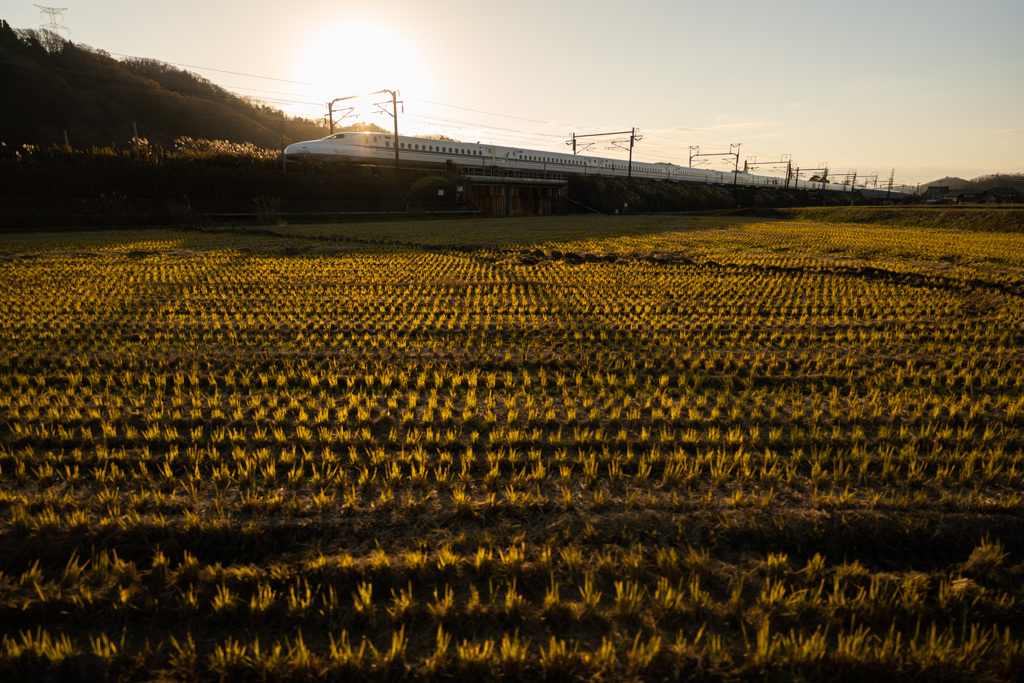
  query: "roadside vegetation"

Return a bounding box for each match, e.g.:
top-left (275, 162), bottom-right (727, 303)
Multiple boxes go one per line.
top-left (1, 214), bottom-right (1023, 681)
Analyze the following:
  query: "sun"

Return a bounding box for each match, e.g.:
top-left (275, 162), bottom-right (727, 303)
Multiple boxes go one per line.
top-left (295, 23), bottom-right (427, 117)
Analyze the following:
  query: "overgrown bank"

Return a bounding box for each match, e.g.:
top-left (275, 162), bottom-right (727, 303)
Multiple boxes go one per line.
top-left (748, 206), bottom-right (1024, 232)
top-left (565, 175), bottom-right (860, 214)
top-left (0, 144), bottom-right (469, 230)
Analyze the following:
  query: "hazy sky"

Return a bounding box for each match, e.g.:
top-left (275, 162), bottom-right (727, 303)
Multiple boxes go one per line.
top-left (10, 0), bottom-right (1023, 185)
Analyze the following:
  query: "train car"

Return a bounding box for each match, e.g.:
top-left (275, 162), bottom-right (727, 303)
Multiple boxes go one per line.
top-left (284, 131), bottom-right (904, 196)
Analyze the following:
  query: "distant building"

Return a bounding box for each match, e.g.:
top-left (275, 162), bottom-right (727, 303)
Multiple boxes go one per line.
top-left (944, 190), bottom-right (986, 204)
top-left (922, 185), bottom-right (949, 202)
top-left (986, 187), bottom-right (1024, 203)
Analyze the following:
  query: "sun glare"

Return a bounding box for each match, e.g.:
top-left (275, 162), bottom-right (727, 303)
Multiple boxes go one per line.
top-left (296, 23), bottom-right (427, 119)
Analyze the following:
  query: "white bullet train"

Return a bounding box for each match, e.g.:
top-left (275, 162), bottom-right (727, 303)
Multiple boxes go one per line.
top-left (284, 131), bottom-right (884, 194)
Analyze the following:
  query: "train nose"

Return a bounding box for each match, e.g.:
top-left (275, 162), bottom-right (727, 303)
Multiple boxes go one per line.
top-left (284, 142), bottom-right (310, 157)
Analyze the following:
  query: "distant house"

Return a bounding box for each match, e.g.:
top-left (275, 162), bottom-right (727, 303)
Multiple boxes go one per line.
top-left (986, 187), bottom-right (1024, 203)
top-left (922, 185), bottom-right (949, 202)
top-left (944, 190), bottom-right (986, 204)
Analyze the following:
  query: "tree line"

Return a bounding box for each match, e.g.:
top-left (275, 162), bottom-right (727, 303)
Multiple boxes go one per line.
top-left (0, 20), bottom-right (329, 150)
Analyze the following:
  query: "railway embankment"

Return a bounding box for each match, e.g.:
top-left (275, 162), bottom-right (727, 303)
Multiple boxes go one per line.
top-left (1, 144), bottom-right (915, 230)
top-left (564, 175), bottom-right (867, 215)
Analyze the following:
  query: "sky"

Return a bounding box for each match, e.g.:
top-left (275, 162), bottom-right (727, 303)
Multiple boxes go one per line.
top-left (8, 0), bottom-right (1024, 186)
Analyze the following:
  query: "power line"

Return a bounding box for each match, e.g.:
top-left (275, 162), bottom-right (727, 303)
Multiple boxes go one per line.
top-left (408, 98), bottom-right (581, 130)
top-left (108, 52), bottom-right (320, 87)
top-left (2, 59), bottom-right (322, 109)
top-left (4, 31), bottom-right (920, 183)
top-left (22, 38), bottom-right (808, 170)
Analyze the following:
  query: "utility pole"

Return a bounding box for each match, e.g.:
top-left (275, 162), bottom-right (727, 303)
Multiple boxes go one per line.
top-left (565, 128), bottom-right (642, 177)
top-left (886, 168), bottom-right (895, 201)
top-left (567, 133), bottom-right (594, 155)
top-left (374, 90), bottom-right (402, 172)
top-left (326, 89), bottom-right (402, 171)
top-left (744, 154), bottom-right (791, 187)
top-left (794, 164), bottom-right (828, 189)
top-left (689, 144), bottom-right (741, 184)
top-left (610, 128), bottom-right (643, 179)
top-left (326, 102), bottom-right (355, 134)
top-left (825, 171), bottom-right (858, 192)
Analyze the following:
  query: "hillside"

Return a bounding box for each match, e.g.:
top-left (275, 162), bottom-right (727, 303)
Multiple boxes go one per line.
top-left (0, 21), bottom-right (328, 150)
top-left (921, 173), bottom-right (1024, 192)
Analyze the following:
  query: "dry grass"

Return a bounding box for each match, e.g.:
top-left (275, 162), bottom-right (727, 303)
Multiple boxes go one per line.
top-left (1, 215), bottom-right (1024, 681)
